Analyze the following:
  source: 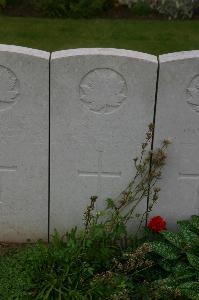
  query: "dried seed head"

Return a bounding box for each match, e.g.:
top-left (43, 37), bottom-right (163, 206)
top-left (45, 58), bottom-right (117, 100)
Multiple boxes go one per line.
top-left (154, 187), bottom-right (161, 193)
top-left (148, 123), bottom-right (154, 131)
top-left (174, 288), bottom-right (182, 297)
top-left (142, 142), bottom-right (148, 149)
top-left (146, 132), bottom-right (152, 140)
top-left (142, 243), bottom-right (152, 252)
top-left (163, 138), bottom-right (172, 146)
top-left (91, 195), bottom-right (97, 202)
top-left (152, 148), bottom-right (167, 167)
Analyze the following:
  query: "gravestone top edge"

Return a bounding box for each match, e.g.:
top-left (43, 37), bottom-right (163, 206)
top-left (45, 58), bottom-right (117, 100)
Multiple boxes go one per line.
top-left (51, 48), bottom-right (158, 63)
top-left (159, 50), bottom-right (199, 63)
top-left (0, 44), bottom-right (50, 60)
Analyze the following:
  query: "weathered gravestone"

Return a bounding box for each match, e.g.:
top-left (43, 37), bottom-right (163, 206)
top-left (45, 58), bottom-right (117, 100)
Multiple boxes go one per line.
top-left (151, 51), bottom-right (199, 229)
top-left (50, 48), bottom-right (158, 234)
top-left (0, 45), bottom-right (49, 242)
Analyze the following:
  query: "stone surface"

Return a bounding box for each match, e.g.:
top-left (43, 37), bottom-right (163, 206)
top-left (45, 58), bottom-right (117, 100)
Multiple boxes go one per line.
top-left (0, 45), bottom-right (49, 242)
top-left (50, 48), bottom-right (158, 235)
top-left (151, 51), bottom-right (199, 229)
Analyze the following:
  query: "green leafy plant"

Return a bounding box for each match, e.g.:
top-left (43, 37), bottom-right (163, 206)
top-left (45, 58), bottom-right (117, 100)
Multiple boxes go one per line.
top-left (147, 215), bottom-right (199, 299)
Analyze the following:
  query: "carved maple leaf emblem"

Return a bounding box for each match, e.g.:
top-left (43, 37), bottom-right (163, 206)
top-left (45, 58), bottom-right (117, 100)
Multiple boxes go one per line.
top-left (186, 75), bottom-right (199, 113)
top-left (0, 66), bottom-right (19, 104)
top-left (80, 68), bottom-right (127, 114)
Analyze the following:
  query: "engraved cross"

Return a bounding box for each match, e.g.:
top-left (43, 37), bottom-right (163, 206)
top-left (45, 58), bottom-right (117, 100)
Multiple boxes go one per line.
top-left (78, 147), bottom-right (121, 200)
top-left (0, 166), bottom-right (17, 204)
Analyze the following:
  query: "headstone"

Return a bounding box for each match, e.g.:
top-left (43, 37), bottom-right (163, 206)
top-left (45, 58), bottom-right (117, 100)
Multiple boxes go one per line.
top-left (151, 51), bottom-right (199, 229)
top-left (51, 48), bottom-right (158, 234)
top-left (0, 45), bottom-right (49, 242)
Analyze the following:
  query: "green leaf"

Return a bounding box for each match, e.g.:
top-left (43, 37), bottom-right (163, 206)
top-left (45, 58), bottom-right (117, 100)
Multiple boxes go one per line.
top-left (187, 253), bottom-right (199, 271)
top-left (191, 215), bottom-right (199, 232)
top-left (179, 282), bottom-right (199, 289)
top-left (179, 282), bottom-right (199, 300)
top-left (172, 261), bottom-right (194, 277)
top-left (161, 230), bottom-right (184, 249)
top-left (178, 224), bottom-right (198, 246)
top-left (154, 276), bottom-right (177, 290)
top-left (106, 198), bottom-right (115, 209)
top-left (150, 241), bottom-right (180, 260)
top-left (177, 220), bottom-right (193, 231)
top-left (159, 260), bottom-right (174, 272)
top-left (178, 218), bottom-right (199, 235)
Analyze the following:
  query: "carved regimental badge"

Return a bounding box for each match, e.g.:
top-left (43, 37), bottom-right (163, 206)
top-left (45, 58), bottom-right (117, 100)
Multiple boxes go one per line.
top-left (79, 68), bottom-right (127, 114)
top-left (186, 75), bottom-right (199, 113)
top-left (0, 65), bottom-right (19, 111)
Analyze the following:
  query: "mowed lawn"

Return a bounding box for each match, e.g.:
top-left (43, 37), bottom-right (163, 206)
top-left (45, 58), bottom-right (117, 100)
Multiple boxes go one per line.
top-left (0, 16), bottom-right (198, 54)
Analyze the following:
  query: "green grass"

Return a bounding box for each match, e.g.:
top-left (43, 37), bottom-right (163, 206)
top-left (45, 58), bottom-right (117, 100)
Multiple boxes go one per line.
top-left (0, 16), bottom-right (198, 54)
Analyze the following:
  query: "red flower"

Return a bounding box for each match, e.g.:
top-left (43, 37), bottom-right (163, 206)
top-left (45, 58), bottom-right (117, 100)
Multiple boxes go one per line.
top-left (147, 216), bottom-right (166, 233)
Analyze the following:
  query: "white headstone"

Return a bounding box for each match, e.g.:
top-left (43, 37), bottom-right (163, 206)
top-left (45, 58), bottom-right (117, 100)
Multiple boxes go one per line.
top-left (0, 45), bottom-right (49, 242)
top-left (152, 51), bottom-right (199, 229)
top-left (51, 48), bottom-right (158, 234)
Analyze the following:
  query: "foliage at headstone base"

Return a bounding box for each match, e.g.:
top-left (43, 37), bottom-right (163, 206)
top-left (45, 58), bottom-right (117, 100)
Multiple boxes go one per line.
top-left (145, 214), bottom-right (199, 299)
